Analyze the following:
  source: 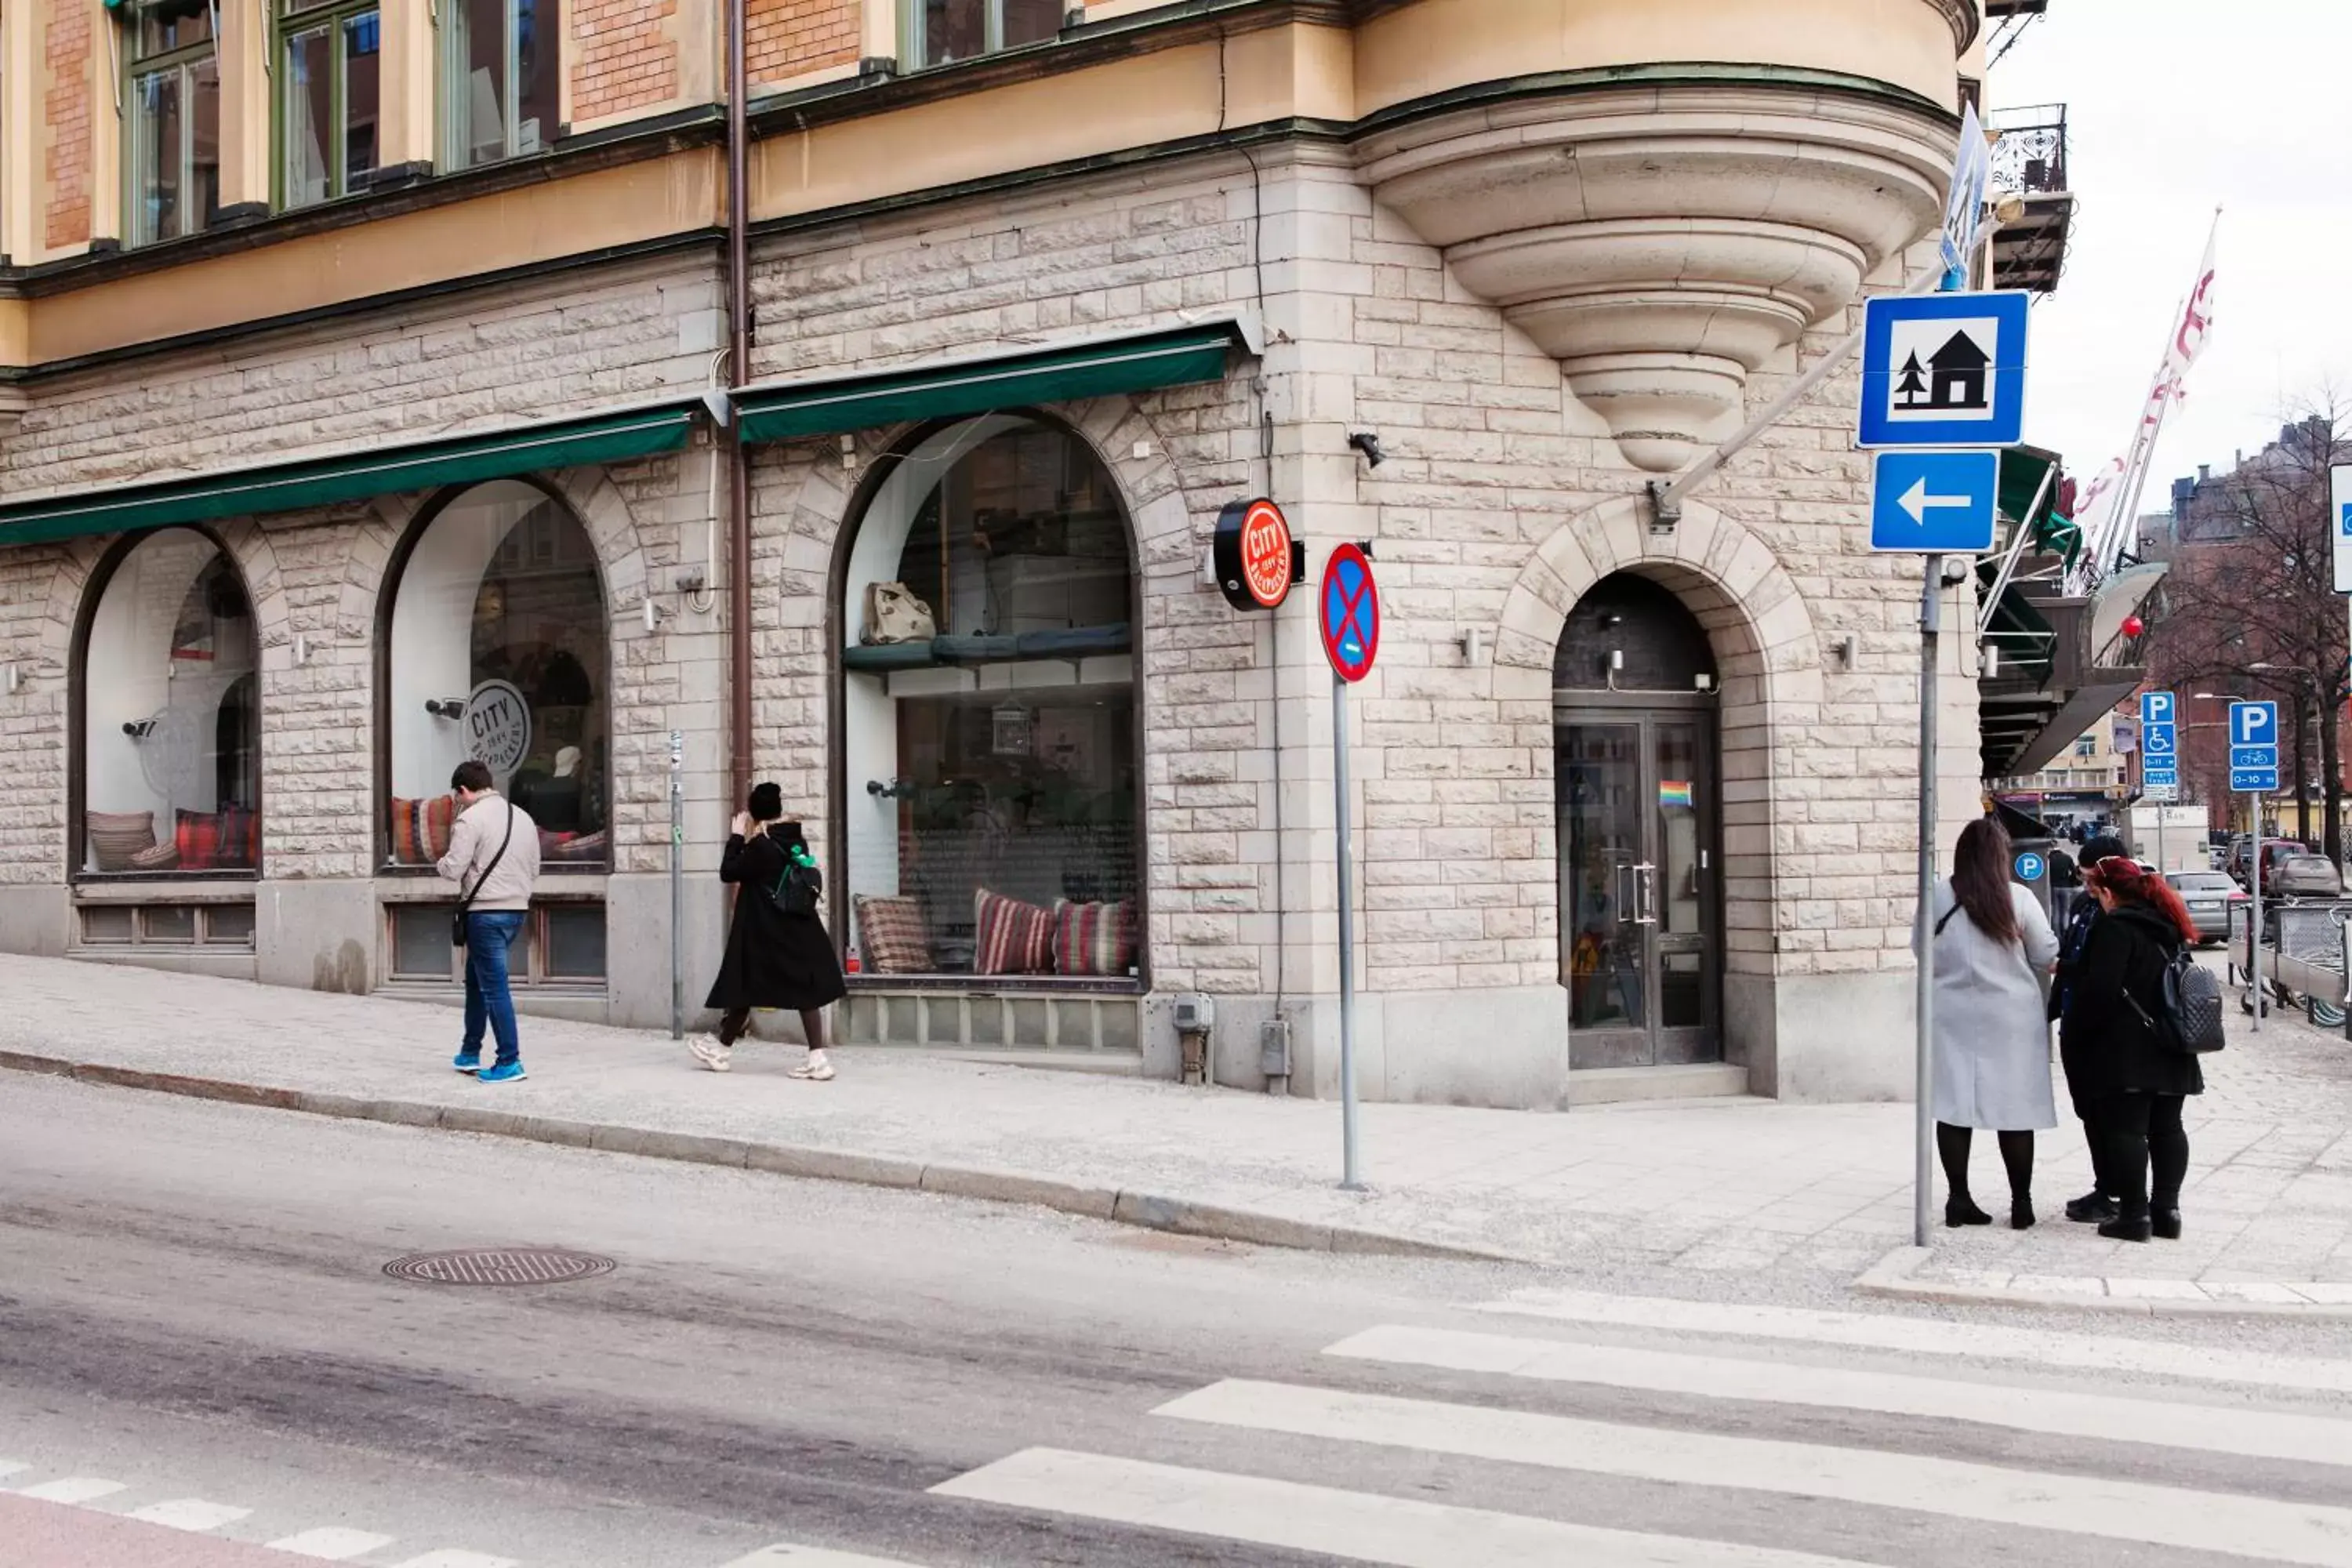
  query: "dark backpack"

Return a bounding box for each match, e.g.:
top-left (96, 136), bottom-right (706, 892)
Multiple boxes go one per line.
top-left (2128, 944), bottom-right (2227, 1055)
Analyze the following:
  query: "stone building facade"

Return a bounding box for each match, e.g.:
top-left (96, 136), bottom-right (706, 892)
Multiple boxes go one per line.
top-left (0, 0), bottom-right (1994, 1108)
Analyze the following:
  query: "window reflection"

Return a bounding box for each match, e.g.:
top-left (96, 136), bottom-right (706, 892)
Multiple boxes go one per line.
top-left (843, 419), bottom-right (1139, 978)
top-left (80, 531), bottom-right (260, 875)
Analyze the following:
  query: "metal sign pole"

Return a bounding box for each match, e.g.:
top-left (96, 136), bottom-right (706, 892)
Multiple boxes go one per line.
top-left (1333, 670), bottom-right (1363, 1191)
top-left (2249, 789), bottom-right (2263, 1034)
top-left (1914, 556), bottom-right (1941, 1250)
top-left (669, 729), bottom-right (685, 1040)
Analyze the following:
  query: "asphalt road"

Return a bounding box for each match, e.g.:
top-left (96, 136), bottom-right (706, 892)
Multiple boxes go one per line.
top-left (4, 1073), bottom-right (2350, 1568)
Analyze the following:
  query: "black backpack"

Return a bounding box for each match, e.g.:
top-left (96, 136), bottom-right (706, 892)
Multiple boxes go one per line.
top-left (2128, 943), bottom-right (2227, 1056)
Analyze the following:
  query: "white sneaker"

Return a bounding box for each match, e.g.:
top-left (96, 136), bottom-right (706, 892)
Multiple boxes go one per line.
top-left (789, 1048), bottom-right (835, 1083)
top-left (688, 1035), bottom-right (732, 1073)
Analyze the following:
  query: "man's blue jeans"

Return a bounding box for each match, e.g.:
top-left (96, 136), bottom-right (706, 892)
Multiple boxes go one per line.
top-left (463, 910), bottom-right (527, 1068)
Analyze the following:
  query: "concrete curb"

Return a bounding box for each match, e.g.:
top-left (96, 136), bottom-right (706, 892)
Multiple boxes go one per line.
top-left (1854, 1243), bottom-right (2352, 1319)
top-left (0, 1049), bottom-right (1521, 1269)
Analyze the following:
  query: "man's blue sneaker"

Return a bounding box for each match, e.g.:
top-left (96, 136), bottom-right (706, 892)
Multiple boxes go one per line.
top-left (478, 1061), bottom-right (528, 1084)
top-left (453, 1052), bottom-right (483, 1074)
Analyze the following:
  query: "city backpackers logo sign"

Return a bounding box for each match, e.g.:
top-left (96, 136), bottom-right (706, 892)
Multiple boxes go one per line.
top-left (1858, 292), bottom-right (2031, 449)
top-left (463, 679), bottom-right (532, 777)
top-left (1211, 497), bottom-right (1301, 612)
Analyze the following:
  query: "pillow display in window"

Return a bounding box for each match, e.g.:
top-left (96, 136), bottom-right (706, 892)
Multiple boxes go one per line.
top-left (854, 894), bottom-right (933, 974)
top-left (974, 887), bottom-right (1054, 977)
top-left (388, 795), bottom-right (459, 866)
top-left (1051, 898), bottom-right (1135, 978)
top-left (87, 811), bottom-right (160, 873)
top-left (174, 807), bottom-right (258, 871)
top-left (126, 840), bottom-right (183, 872)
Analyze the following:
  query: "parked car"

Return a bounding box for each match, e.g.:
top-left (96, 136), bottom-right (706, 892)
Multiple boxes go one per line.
top-left (2230, 838), bottom-right (2314, 890)
top-left (2170, 869), bottom-right (2248, 945)
top-left (2271, 855), bottom-right (2344, 900)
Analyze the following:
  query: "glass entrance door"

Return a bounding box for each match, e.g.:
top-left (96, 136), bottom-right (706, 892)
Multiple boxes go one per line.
top-left (1559, 708), bottom-right (1720, 1068)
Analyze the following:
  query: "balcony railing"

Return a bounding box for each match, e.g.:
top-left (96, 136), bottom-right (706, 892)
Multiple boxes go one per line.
top-left (1984, 1), bottom-right (2050, 15)
top-left (1989, 103), bottom-right (2069, 195)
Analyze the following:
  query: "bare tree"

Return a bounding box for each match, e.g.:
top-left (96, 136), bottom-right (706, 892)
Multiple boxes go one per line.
top-left (2143, 397), bottom-right (2350, 859)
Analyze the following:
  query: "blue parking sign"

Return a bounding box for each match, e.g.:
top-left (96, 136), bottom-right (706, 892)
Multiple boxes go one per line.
top-left (2230, 701), bottom-right (2281, 793)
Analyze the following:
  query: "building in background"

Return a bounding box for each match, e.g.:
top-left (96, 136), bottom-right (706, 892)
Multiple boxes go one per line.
top-left (0, 1), bottom-right (2056, 1109)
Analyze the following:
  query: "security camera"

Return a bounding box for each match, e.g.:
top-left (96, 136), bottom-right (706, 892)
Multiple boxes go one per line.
top-left (1347, 431), bottom-right (1387, 469)
top-left (1940, 557), bottom-right (1973, 587)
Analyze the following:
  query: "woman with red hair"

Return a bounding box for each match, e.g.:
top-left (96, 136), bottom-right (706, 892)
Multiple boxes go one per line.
top-left (2062, 858), bottom-right (2206, 1242)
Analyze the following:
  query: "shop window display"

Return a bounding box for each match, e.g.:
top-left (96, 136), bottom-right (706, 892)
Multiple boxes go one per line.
top-left (79, 529), bottom-right (261, 875)
top-left (841, 417), bottom-right (1140, 980)
top-left (385, 481), bottom-right (608, 869)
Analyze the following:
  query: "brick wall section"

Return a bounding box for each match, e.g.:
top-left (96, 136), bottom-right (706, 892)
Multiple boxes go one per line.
top-left (571, 0), bottom-right (681, 125)
top-left (43, 0), bottom-right (93, 250)
top-left (747, 0), bottom-right (861, 88)
top-left (0, 261), bottom-right (721, 884)
top-left (743, 155), bottom-right (1953, 999)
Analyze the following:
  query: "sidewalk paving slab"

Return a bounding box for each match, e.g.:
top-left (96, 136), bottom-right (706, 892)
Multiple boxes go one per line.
top-left (4, 953), bottom-right (2350, 1313)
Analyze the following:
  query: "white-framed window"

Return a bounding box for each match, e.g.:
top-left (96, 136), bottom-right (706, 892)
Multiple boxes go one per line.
top-left (125, 0), bottom-right (222, 245)
top-left (840, 416), bottom-right (1141, 981)
top-left (77, 529), bottom-right (261, 877)
top-left (382, 481), bottom-right (609, 872)
top-left (442, 0), bottom-right (555, 170)
top-left (901, 0), bottom-right (1062, 68)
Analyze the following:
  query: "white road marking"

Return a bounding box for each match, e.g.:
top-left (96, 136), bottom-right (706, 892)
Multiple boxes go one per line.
top-left (125, 1497), bottom-right (252, 1531)
top-left (267, 1527), bottom-right (401, 1559)
top-left (1158, 1380), bottom-right (2352, 1568)
top-left (933, 1448), bottom-right (1877, 1568)
top-left (1478, 1287), bottom-right (2352, 1393)
top-left (14, 1476), bottom-right (128, 1504)
top-left (1328, 1323), bottom-right (2352, 1467)
top-left (386, 1554), bottom-right (520, 1568)
top-left (719, 1548), bottom-right (946, 1566)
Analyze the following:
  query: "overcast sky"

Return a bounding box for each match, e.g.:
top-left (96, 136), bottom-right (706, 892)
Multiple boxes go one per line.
top-left (1988, 1), bottom-right (2349, 497)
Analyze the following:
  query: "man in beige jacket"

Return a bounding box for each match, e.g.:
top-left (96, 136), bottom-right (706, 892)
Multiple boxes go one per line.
top-left (437, 760), bottom-right (542, 1082)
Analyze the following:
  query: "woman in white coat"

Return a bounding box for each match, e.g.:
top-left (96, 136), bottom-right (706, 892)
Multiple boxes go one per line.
top-left (1926, 818), bottom-right (2061, 1229)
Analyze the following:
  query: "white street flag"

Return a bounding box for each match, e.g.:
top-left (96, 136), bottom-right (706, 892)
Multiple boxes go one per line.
top-left (2082, 220), bottom-right (2220, 578)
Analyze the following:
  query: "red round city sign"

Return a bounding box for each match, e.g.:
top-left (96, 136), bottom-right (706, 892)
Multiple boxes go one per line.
top-left (1211, 497), bottom-right (1295, 612)
top-left (1318, 542), bottom-right (1380, 683)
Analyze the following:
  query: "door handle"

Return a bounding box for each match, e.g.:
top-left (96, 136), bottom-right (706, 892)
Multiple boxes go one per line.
top-left (1616, 861), bottom-right (1637, 926)
top-left (1634, 862), bottom-right (1658, 925)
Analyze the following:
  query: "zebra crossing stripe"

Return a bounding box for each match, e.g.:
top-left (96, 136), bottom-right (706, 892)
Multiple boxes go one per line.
top-left (719, 1547), bottom-right (948, 1566)
top-left (1476, 1288), bottom-right (2352, 1393)
top-left (933, 1447), bottom-right (1877, 1567)
top-left (267, 1527), bottom-right (401, 1559)
top-left (126, 1498), bottom-right (253, 1531)
top-left (0, 1463), bottom-right (24, 1480)
top-left (1157, 1380), bottom-right (2352, 1568)
top-left (386, 1553), bottom-right (520, 1567)
top-left (14, 1477), bottom-right (128, 1504)
top-left (1327, 1323), bottom-right (2352, 1467)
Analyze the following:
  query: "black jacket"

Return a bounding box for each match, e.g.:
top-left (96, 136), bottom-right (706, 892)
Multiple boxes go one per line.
top-left (2059, 904), bottom-right (2205, 1102)
top-left (703, 822), bottom-right (847, 1013)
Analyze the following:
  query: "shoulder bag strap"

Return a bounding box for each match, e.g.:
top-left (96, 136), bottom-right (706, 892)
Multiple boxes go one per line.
top-left (459, 803), bottom-right (517, 914)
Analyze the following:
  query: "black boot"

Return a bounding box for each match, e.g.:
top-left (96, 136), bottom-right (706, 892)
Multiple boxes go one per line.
top-left (2065, 1189), bottom-right (2117, 1223)
top-left (1945, 1194), bottom-right (1994, 1228)
top-left (2100, 1201), bottom-right (2153, 1243)
top-left (2010, 1194), bottom-right (2035, 1230)
top-left (2152, 1209), bottom-right (2183, 1240)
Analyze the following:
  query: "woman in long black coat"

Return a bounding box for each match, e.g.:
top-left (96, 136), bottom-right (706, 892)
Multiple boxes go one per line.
top-left (691, 782), bottom-right (846, 1080)
top-left (2060, 858), bottom-right (2205, 1243)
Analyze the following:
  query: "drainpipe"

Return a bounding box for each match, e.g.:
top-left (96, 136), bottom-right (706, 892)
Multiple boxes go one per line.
top-left (724, 0), bottom-right (754, 805)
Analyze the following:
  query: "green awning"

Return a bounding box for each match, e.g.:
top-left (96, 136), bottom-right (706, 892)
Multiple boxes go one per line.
top-left (1998, 444), bottom-right (2080, 564)
top-left (0, 398), bottom-right (701, 547)
top-left (734, 321), bottom-right (1252, 445)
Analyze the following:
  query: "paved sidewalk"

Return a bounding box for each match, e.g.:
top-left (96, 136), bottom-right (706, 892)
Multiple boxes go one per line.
top-left (2, 953), bottom-right (2348, 1307)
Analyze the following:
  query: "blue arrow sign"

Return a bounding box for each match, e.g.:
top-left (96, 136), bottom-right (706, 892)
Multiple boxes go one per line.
top-left (1868, 450), bottom-right (1999, 554)
top-left (1858, 292), bottom-right (2031, 449)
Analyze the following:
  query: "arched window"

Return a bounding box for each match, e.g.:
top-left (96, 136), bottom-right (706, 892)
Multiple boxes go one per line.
top-left (1554, 572), bottom-right (1719, 691)
top-left (382, 481), bottom-right (608, 870)
top-left (78, 528), bottom-right (261, 874)
top-left (840, 416), bottom-right (1141, 981)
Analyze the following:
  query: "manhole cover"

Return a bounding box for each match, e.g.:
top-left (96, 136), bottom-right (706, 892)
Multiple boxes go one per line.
top-left (383, 1247), bottom-right (615, 1287)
